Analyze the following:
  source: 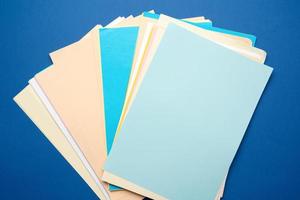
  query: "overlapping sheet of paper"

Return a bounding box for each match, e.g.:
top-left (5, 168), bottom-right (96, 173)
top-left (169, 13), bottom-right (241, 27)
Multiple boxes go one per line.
top-left (14, 11), bottom-right (272, 200)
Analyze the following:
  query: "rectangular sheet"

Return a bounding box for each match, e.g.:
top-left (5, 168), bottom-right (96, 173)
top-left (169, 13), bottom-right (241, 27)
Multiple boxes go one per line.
top-left (101, 14), bottom-right (264, 196)
top-left (103, 23), bottom-right (272, 200)
top-left (100, 14), bottom-right (257, 194)
top-left (100, 26), bottom-right (139, 191)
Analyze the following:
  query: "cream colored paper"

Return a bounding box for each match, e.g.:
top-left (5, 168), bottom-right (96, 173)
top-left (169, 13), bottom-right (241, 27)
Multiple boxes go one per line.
top-left (35, 27), bottom-right (107, 181)
top-left (33, 24), bottom-right (143, 199)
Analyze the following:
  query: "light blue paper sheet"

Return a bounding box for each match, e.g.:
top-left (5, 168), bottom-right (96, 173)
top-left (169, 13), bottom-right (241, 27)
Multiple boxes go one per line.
top-left (100, 27), bottom-right (139, 191)
top-left (104, 23), bottom-right (272, 200)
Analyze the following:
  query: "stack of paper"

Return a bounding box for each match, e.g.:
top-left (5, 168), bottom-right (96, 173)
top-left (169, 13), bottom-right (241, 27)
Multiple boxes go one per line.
top-left (14, 11), bottom-right (272, 200)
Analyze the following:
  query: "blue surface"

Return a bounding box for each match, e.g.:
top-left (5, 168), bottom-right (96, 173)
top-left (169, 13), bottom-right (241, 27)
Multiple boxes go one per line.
top-left (0, 0), bottom-right (299, 200)
top-left (100, 27), bottom-right (139, 191)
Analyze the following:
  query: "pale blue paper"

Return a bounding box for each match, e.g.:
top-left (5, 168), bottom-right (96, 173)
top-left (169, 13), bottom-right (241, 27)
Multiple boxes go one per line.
top-left (104, 23), bottom-right (272, 200)
top-left (100, 27), bottom-right (139, 191)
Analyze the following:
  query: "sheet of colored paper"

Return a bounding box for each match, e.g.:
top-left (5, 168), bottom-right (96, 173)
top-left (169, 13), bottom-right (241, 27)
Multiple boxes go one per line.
top-left (99, 14), bottom-right (210, 191)
top-left (111, 14), bottom-right (267, 198)
top-left (103, 14), bottom-right (262, 197)
top-left (103, 23), bottom-right (272, 200)
top-left (100, 26), bottom-right (139, 155)
top-left (100, 26), bottom-right (139, 191)
top-left (34, 27), bottom-right (106, 184)
top-left (105, 16), bottom-right (266, 198)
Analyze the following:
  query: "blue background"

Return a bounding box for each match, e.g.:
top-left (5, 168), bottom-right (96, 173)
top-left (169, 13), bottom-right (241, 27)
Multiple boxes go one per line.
top-left (0, 0), bottom-right (299, 199)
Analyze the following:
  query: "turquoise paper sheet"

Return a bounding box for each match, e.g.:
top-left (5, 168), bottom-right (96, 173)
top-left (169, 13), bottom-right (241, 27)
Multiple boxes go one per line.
top-left (100, 27), bottom-right (139, 191)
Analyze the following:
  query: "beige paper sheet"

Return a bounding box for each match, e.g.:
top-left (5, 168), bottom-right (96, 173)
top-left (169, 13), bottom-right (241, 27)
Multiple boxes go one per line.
top-left (35, 27), bottom-right (106, 180)
top-left (33, 24), bottom-right (143, 199)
